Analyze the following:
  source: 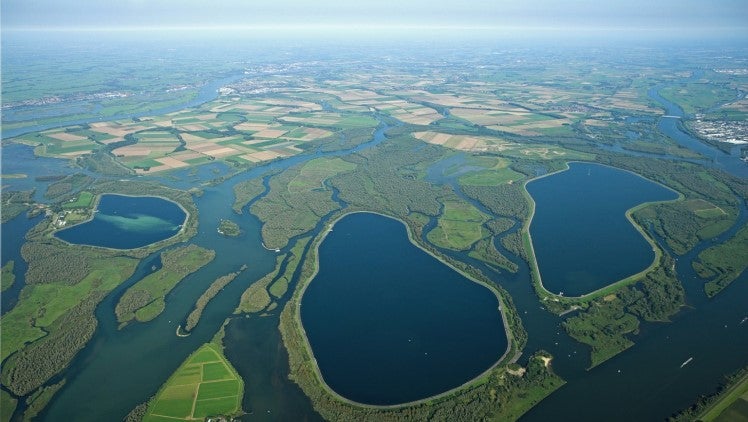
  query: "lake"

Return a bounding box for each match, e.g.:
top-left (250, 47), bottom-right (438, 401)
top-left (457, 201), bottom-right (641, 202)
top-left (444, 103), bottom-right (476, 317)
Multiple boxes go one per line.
top-left (300, 212), bottom-right (507, 405)
top-left (526, 162), bottom-right (678, 296)
top-left (55, 194), bottom-right (187, 249)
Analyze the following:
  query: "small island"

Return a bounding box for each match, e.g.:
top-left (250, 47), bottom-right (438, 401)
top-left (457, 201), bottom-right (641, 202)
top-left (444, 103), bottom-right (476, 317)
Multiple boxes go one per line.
top-left (217, 219), bottom-right (241, 237)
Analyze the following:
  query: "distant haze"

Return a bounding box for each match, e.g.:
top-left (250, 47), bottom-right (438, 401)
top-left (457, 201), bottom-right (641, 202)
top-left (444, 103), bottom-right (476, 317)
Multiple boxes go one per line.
top-left (2, 0), bottom-right (747, 39)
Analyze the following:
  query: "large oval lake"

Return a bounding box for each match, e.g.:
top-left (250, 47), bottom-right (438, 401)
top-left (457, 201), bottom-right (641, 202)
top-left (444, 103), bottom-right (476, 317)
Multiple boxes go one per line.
top-left (55, 194), bottom-right (186, 249)
top-left (300, 212), bottom-right (507, 405)
top-left (526, 162), bottom-right (678, 296)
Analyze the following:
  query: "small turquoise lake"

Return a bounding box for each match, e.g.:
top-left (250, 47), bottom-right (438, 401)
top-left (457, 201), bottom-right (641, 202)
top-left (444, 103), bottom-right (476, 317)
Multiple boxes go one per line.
top-left (526, 162), bottom-right (678, 296)
top-left (300, 212), bottom-right (507, 405)
top-left (55, 194), bottom-right (186, 249)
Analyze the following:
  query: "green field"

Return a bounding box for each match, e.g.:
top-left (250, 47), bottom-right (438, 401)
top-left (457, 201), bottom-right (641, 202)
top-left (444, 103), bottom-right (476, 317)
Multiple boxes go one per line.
top-left (1, 257), bottom-right (138, 361)
top-left (61, 191), bottom-right (94, 210)
top-left (1, 261), bottom-right (14, 292)
top-left (459, 167), bottom-right (524, 186)
top-left (660, 82), bottom-right (739, 115)
top-left (1, 389), bottom-right (17, 422)
top-left (427, 199), bottom-right (488, 250)
top-left (694, 226), bottom-right (748, 297)
top-left (288, 157), bottom-right (356, 193)
top-left (144, 343), bottom-right (243, 421)
top-left (700, 371), bottom-right (748, 422)
top-left (685, 198), bottom-right (726, 219)
top-left (115, 245), bottom-right (215, 324)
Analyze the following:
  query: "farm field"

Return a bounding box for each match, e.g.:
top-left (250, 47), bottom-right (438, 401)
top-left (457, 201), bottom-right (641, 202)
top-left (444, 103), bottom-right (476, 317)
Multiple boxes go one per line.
top-left (143, 343), bottom-right (243, 421)
top-left (8, 95), bottom-right (378, 174)
top-left (413, 130), bottom-right (594, 160)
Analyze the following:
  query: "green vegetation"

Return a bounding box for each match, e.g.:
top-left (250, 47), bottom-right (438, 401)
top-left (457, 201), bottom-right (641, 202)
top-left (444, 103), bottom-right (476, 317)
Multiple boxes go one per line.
top-left (430, 207), bottom-right (482, 249)
top-left (693, 226), bottom-right (748, 297)
top-left (275, 208), bottom-right (564, 420)
top-left (115, 245), bottom-right (215, 325)
top-left (143, 343), bottom-right (243, 422)
top-left (2, 292), bottom-right (106, 396)
top-left (288, 157), bottom-right (356, 193)
top-left (699, 369), bottom-right (748, 422)
top-left (235, 237), bottom-right (310, 315)
top-left (598, 157), bottom-right (741, 258)
top-left (1, 390), bottom-right (17, 422)
top-left (1, 261), bottom-right (15, 292)
top-left (2, 255), bottom-right (137, 361)
top-left (232, 177), bottom-right (265, 213)
top-left (634, 199), bottom-right (734, 255)
top-left (461, 182), bottom-right (530, 221)
top-left (1, 189), bottom-right (35, 223)
top-left (76, 150), bottom-right (134, 176)
top-left (427, 199), bottom-right (488, 251)
top-left (44, 173), bottom-right (93, 200)
top-left (61, 191), bottom-right (94, 210)
top-left (458, 158), bottom-right (524, 186)
top-left (235, 255), bottom-right (285, 314)
top-left (1, 233), bottom-right (139, 396)
top-left (251, 157), bottom-right (356, 249)
top-left (0, 180), bottom-right (201, 400)
top-left (562, 256), bottom-right (684, 368)
top-left (659, 82), bottom-right (738, 115)
top-left (21, 380), bottom-right (66, 422)
top-left (563, 297), bottom-right (639, 368)
top-left (217, 219), bottom-right (241, 237)
top-left (184, 269), bottom-right (243, 332)
top-left (269, 237), bottom-right (310, 299)
top-left (469, 238), bottom-right (519, 273)
top-left (671, 366), bottom-right (748, 422)
top-left (330, 135), bottom-right (444, 219)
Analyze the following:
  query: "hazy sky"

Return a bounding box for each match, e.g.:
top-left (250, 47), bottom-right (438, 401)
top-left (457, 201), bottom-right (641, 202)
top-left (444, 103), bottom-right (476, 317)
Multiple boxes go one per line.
top-left (3, 0), bottom-right (747, 34)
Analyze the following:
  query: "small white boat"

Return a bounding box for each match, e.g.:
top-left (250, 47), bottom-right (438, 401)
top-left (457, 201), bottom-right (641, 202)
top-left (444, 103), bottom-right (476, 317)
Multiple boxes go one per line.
top-left (680, 357), bottom-right (693, 368)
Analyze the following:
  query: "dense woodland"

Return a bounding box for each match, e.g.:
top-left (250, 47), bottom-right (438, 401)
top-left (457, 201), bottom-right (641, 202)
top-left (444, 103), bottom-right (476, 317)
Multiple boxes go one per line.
top-left (184, 270), bottom-right (242, 332)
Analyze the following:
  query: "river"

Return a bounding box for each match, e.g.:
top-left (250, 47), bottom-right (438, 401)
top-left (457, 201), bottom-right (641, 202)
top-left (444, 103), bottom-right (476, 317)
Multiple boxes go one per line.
top-left (0, 71), bottom-right (744, 421)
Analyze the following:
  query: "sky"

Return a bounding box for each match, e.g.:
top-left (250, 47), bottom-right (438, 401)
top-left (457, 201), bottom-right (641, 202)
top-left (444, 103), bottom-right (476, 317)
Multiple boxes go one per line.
top-left (2, 0), bottom-right (747, 36)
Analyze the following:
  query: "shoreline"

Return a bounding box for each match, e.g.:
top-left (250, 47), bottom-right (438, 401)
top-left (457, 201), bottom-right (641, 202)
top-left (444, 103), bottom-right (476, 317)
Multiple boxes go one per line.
top-left (522, 160), bottom-right (682, 304)
top-left (51, 192), bottom-right (193, 253)
top-left (288, 209), bottom-right (516, 410)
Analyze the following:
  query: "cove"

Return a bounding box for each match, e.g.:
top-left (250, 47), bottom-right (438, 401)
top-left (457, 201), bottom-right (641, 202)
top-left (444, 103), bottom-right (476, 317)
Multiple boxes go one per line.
top-left (526, 162), bottom-right (678, 296)
top-left (300, 212), bottom-right (507, 406)
top-left (55, 194), bottom-right (187, 250)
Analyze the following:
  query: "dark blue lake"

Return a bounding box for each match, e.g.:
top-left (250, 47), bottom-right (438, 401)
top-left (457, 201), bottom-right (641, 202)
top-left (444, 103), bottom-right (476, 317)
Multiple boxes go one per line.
top-left (55, 194), bottom-right (186, 249)
top-left (300, 212), bottom-right (507, 405)
top-left (526, 162), bottom-right (678, 296)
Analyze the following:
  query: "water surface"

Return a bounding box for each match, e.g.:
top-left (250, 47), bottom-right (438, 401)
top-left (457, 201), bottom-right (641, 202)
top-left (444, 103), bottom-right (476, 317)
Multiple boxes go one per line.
top-left (527, 162), bottom-right (678, 296)
top-left (55, 194), bottom-right (186, 249)
top-left (300, 212), bottom-right (507, 405)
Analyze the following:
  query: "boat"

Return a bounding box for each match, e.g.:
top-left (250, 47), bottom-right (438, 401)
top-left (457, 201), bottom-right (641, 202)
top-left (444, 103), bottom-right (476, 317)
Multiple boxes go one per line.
top-left (680, 357), bottom-right (693, 368)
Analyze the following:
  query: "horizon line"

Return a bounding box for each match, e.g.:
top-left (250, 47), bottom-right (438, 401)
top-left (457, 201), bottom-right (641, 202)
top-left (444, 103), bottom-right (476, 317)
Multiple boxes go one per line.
top-left (3, 24), bottom-right (748, 33)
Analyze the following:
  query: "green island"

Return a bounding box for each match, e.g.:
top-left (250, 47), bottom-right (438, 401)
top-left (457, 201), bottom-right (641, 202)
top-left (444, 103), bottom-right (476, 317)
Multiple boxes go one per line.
top-left (115, 244), bottom-right (216, 325)
top-left (231, 176), bottom-right (266, 213)
top-left (1, 261), bottom-right (15, 292)
top-left (235, 255), bottom-right (285, 314)
top-left (20, 380), bottom-right (66, 422)
top-left (1, 33), bottom-right (747, 422)
top-left (216, 219), bottom-right (241, 237)
top-left (1, 189), bottom-right (35, 223)
top-left (141, 342), bottom-right (244, 422)
top-left (183, 266), bottom-right (245, 333)
top-left (1, 390), bottom-right (17, 422)
top-left (693, 225), bottom-right (748, 297)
